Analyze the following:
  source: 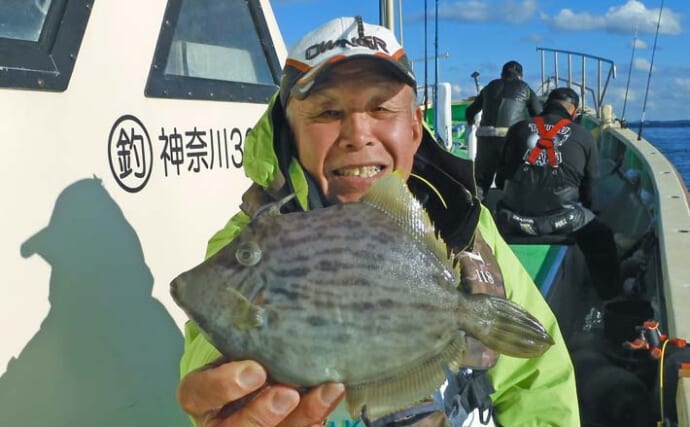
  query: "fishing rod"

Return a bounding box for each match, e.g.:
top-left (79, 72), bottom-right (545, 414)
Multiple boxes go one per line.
top-left (398, 0), bottom-right (403, 46)
top-left (637, 0), bottom-right (664, 141)
top-left (621, 27), bottom-right (639, 126)
top-left (423, 0), bottom-right (429, 123)
top-left (433, 0), bottom-right (439, 140)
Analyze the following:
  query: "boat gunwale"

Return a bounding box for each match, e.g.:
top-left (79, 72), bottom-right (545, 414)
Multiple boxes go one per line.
top-left (602, 123), bottom-right (690, 424)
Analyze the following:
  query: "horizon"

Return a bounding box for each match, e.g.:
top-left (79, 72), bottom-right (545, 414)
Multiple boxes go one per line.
top-left (272, 0), bottom-right (689, 122)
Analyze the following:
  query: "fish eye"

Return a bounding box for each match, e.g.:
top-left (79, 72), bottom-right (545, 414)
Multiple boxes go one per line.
top-left (236, 242), bottom-right (262, 266)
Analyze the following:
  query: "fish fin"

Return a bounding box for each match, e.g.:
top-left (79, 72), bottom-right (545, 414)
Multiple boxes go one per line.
top-left (222, 287), bottom-right (266, 330)
top-left (361, 171), bottom-right (458, 280)
top-left (345, 333), bottom-right (467, 420)
top-left (460, 293), bottom-right (554, 358)
top-left (252, 193), bottom-right (296, 220)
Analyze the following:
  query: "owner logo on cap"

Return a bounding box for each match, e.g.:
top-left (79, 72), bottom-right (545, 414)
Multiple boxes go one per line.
top-left (279, 16), bottom-right (416, 107)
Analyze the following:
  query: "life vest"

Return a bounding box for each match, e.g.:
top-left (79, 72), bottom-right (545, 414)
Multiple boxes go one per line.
top-left (525, 116), bottom-right (571, 167)
top-left (497, 115), bottom-right (596, 236)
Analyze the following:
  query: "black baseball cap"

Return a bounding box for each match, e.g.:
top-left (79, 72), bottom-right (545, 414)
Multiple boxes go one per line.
top-left (546, 87), bottom-right (580, 107)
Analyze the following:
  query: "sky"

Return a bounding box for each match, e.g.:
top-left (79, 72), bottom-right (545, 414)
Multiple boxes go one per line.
top-left (272, 0), bottom-right (688, 122)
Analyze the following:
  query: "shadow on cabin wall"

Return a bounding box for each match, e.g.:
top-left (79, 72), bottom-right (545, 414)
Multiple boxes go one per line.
top-left (0, 178), bottom-right (187, 426)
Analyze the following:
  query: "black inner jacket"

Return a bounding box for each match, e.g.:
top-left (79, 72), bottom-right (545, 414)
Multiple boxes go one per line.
top-left (465, 77), bottom-right (541, 128)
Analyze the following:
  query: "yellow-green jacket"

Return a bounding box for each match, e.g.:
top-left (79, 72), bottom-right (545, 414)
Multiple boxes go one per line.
top-left (180, 94), bottom-right (580, 427)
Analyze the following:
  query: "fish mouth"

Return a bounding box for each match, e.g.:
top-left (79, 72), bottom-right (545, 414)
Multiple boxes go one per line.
top-left (332, 165), bottom-right (383, 178)
top-left (170, 277), bottom-right (182, 303)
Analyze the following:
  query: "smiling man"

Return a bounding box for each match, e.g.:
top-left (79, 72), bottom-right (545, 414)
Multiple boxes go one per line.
top-left (176, 16), bottom-right (579, 427)
top-left (286, 59), bottom-right (422, 204)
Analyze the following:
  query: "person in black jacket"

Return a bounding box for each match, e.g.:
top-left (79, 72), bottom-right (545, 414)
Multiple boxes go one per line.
top-left (496, 87), bottom-right (621, 300)
top-left (465, 60), bottom-right (541, 199)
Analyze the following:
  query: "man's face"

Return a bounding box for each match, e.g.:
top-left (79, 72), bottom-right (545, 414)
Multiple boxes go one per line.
top-left (286, 60), bottom-right (423, 204)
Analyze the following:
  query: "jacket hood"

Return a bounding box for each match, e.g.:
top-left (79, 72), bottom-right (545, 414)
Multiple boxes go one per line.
top-left (243, 93), bottom-right (312, 211)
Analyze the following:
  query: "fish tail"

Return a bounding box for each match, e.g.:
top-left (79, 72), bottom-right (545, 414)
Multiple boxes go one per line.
top-left (460, 294), bottom-right (554, 358)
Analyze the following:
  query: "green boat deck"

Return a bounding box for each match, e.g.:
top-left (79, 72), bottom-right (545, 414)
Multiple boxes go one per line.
top-left (512, 244), bottom-right (570, 296)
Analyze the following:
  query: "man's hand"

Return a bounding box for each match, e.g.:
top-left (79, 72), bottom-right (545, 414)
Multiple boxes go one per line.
top-left (177, 359), bottom-right (345, 427)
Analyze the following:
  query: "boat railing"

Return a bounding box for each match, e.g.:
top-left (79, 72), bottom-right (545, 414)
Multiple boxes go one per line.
top-left (536, 47), bottom-right (616, 119)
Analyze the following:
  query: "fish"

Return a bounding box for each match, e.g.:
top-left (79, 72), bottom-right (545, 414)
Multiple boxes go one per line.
top-left (170, 171), bottom-right (554, 420)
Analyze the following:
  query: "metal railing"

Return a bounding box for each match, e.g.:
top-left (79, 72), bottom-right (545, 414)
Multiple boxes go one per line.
top-left (537, 47), bottom-right (616, 118)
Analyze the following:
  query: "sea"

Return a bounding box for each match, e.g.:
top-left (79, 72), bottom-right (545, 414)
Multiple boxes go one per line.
top-left (638, 126), bottom-right (690, 189)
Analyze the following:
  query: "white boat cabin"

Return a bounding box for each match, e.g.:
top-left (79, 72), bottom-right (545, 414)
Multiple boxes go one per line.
top-left (0, 0), bottom-right (285, 425)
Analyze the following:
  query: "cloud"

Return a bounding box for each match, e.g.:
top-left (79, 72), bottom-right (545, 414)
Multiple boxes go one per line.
top-left (437, 0), bottom-right (537, 24)
top-left (632, 38), bottom-right (648, 49)
top-left (611, 86), bottom-right (637, 103)
top-left (675, 78), bottom-right (690, 90)
top-left (548, 1), bottom-right (682, 35)
top-left (634, 57), bottom-right (654, 72)
top-left (524, 33), bottom-right (545, 44)
top-left (549, 9), bottom-right (604, 31)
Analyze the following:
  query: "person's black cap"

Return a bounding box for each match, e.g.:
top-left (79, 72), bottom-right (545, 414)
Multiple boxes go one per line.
top-left (546, 87), bottom-right (580, 108)
top-left (501, 61), bottom-right (523, 78)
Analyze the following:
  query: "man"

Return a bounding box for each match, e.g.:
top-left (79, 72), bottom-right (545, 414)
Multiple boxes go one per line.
top-left (465, 61), bottom-right (541, 200)
top-left (177, 17), bottom-right (579, 427)
top-left (496, 87), bottom-right (621, 301)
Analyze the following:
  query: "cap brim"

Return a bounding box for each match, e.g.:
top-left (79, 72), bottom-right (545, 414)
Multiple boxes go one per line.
top-left (20, 226), bottom-right (50, 258)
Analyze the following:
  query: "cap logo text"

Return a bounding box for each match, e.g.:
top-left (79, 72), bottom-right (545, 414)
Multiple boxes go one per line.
top-left (305, 36), bottom-right (389, 61)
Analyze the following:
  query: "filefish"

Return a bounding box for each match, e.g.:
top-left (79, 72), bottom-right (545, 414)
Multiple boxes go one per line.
top-left (170, 171), bottom-right (553, 420)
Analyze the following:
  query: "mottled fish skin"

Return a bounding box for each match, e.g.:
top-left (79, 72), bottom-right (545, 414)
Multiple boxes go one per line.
top-left (173, 202), bottom-right (461, 384)
top-left (170, 172), bottom-right (553, 418)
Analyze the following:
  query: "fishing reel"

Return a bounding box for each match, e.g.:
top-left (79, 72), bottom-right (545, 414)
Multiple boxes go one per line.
top-left (622, 320), bottom-right (690, 426)
top-left (624, 320), bottom-right (687, 360)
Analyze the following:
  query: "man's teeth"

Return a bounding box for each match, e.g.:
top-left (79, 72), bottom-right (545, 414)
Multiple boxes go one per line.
top-left (336, 166), bottom-right (382, 177)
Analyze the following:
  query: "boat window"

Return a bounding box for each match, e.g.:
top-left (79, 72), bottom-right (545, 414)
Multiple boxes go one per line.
top-left (0, 0), bottom-right (52, 41)
top-left (0, 0), bottom-right (91, 91)
top-left (146, 0), bottom-right (282, 103)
